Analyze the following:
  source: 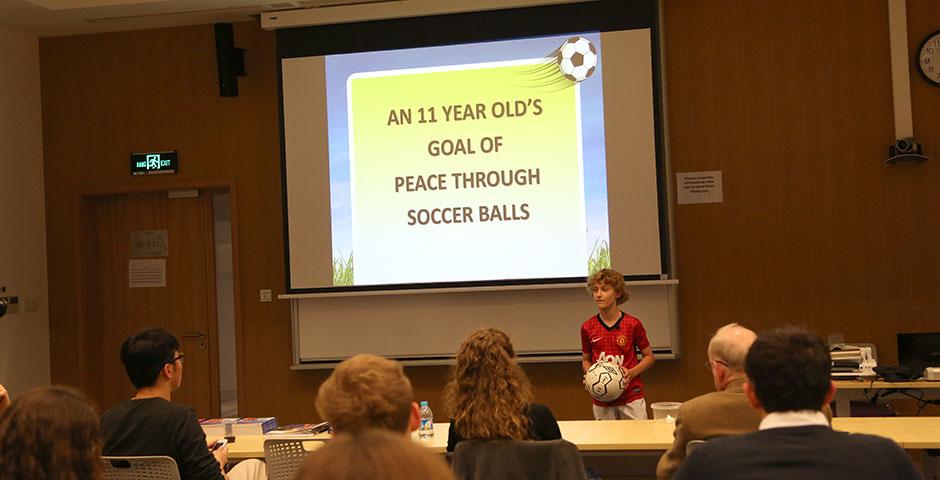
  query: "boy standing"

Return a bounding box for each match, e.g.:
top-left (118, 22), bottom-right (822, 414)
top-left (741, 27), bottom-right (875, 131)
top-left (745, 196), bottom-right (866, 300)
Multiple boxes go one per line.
top-left (581, 268), bottom-right (655, 420)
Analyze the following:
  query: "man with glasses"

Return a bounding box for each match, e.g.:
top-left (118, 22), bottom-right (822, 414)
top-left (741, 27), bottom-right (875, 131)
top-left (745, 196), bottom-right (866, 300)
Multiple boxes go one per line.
top-left (656, 323), bottom-right (761, 480)
top-left (100, 328), bottom-right (266, 480)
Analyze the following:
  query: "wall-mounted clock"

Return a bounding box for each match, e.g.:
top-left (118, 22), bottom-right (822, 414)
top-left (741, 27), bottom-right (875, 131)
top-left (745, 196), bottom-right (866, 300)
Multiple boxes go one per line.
top-left (917, 29), bottom-right (940, 87)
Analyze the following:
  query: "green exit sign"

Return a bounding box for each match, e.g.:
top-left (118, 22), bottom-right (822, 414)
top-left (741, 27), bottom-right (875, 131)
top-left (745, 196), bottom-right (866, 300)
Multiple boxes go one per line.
top-left (131, 151), bottom-right (178, 176)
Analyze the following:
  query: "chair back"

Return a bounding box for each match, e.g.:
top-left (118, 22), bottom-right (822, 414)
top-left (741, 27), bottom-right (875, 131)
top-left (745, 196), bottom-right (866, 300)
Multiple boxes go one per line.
top-left (264, 438), bottom-right (327, 480)
top-left (453, 439), bottom-right (588, 480)
top-left (685, 439), bottom-right (706, 456)
top-left (101, 456), bottom-right (181, 480)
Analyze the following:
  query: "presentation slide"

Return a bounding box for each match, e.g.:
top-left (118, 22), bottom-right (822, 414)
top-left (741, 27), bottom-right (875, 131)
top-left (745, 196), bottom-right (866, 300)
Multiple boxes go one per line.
top-left (331, 34), bottom-right (605, 286)
top-left (282, 28), bottom-right (662, 292)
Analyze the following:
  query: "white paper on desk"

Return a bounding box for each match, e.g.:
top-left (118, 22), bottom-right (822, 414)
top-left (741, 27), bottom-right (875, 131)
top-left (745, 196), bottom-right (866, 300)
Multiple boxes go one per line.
top-left (129, 259), bottom-right (166, 288)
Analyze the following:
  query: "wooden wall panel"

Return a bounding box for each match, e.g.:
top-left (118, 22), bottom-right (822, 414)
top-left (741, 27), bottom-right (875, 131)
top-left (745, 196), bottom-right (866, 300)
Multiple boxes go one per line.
top-left (41, 0), bottom-right (940, 423)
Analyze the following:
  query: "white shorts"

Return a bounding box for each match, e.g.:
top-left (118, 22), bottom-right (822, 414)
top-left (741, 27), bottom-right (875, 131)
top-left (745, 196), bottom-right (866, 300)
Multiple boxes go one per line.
top-left (592, 398), bottom-right (647, 420)
top-left (228, 459), bottom-right (267, 480)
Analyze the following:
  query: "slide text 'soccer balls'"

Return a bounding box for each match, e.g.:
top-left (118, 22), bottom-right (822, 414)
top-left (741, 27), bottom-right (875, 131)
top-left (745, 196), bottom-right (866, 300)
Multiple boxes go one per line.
top-left (558, 36), bottom-right (598, 82)
top-left (585, 361), bottom-right (625, 402)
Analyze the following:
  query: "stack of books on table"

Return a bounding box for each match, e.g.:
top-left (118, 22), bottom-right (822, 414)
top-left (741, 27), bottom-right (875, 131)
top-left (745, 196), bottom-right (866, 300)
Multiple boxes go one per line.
top-left (200, 417), bottom-right (278, 436)
top-left (233, 417), bottom-right (278, 436)
top-left (199, 418), bottom-right (239, 437)
top-left (265, 421), bottom-right (331, 437)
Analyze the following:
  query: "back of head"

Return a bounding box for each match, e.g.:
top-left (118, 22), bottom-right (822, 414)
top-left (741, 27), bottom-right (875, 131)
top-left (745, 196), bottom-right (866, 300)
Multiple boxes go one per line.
top-left (587, 268), bottom-right (629, 304)
top-left (707, 323), bottom-right (757, 371)
top-left (296, 430), bottom-right (453, 480)
top-left (316, 354), bottom-right (413, 434)
top-left (444, 328), bottom-right (532, 441)
top-left (0, 386), bottom-right (102, 480)
top-left (745, 326), bottom-right (831, 413)
top-left (120, 328), bottom-right (180, 389)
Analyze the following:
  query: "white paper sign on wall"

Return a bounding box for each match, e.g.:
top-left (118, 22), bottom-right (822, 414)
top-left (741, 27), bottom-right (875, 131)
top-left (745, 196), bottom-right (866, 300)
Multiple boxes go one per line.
top-left (129, 259), bottom-right (166, 288)
top-left (676, 171), bottom-right (723, 205)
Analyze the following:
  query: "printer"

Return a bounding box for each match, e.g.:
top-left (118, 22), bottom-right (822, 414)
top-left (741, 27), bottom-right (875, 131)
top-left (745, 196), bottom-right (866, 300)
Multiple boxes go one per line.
top-left (830, 343), bottom-right (877, 379)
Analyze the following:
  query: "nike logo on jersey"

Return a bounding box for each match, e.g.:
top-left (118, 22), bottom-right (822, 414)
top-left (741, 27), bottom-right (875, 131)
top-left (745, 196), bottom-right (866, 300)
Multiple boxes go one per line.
top-left (590, 337), bottom-right (602, 343)
top-left (596, 351), bottom-right (625, 365)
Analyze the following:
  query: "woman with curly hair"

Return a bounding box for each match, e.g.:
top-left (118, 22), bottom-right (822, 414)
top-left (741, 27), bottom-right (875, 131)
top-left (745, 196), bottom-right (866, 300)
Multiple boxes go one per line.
top-left (0, 386), bottom-right (103, 480)
top-left (444, 327), bottom-right (562, 452)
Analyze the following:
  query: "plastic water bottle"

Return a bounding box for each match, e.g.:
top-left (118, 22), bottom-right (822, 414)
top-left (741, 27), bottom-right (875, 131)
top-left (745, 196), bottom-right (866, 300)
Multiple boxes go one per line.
top-left (418, 400), bottom-right (434, 439)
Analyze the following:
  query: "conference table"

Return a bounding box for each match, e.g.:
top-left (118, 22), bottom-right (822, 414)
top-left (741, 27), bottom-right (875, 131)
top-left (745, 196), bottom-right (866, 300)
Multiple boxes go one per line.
top-left (228, 417), bottom-right (940, 456)
top-left (833, 379), bottom-right (940, 417)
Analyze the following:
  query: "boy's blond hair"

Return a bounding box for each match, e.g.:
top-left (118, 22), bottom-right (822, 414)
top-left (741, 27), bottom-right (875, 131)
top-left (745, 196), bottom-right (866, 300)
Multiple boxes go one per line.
top-left (587, 268), bottom-right (629, 305)
top-left (315, 354), bottom-right (413, 434)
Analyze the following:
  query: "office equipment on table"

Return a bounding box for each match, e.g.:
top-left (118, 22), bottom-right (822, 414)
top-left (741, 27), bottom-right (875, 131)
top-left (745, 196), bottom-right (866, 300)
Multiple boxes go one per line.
top-left (898, 333), bottom-right (940, 378)
top-left (830, 343), bottom-right (877, 379)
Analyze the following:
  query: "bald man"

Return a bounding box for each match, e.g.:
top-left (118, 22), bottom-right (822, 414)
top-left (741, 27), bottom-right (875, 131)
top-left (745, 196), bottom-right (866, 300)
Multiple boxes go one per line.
top-left (656, 323), bottom-right (761, 480)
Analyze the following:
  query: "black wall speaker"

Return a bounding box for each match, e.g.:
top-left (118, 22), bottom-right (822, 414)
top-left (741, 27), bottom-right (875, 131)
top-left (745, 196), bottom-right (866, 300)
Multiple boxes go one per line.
top-left (214, 23), bottom-right (246, 97)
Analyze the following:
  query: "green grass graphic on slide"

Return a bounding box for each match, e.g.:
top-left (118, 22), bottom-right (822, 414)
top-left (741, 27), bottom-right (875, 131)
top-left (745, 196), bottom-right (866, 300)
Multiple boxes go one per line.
top-left (333, 252), bottom-right (354, 286)
top-left (333, 241), bottom-right (609, 286)
top-left (588, 240), bottom-right (611, 275)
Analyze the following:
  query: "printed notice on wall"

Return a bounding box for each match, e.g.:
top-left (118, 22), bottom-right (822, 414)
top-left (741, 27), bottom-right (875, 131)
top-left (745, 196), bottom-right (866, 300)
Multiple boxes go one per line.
top-left (676, 171), bottom-right (723, 205)
top-left (129, 259), bottom-right (166, 288)
top-left (131, 230), bottom-right (169, 257)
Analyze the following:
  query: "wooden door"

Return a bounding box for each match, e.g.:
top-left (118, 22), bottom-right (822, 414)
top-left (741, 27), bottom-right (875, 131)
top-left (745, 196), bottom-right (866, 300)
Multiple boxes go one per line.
top-left (79, 189), bottom-right (221, 417)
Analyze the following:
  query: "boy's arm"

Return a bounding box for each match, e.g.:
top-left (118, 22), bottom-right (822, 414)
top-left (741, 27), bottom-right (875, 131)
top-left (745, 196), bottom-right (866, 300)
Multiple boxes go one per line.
top-left (580, 324), bottom-right (593, 374)
top-left (625, 346), bottom-right (655, 381)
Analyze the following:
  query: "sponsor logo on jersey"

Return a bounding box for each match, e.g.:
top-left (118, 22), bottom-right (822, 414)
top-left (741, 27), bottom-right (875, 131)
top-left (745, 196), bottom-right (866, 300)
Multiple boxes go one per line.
top-left (590, 336), bottom-right (602, 343)
top-left (596, 351), bottom-right (624, 365)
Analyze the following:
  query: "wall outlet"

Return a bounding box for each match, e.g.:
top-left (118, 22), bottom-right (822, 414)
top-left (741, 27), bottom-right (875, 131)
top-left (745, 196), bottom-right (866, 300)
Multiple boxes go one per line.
top-left (24, 299), bottom-right (39, 313)
top-left (260, 289), bottom-right (272, 302)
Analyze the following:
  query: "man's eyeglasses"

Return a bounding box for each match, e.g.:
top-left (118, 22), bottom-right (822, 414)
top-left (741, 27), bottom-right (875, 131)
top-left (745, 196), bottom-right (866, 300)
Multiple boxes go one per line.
top-left (704, 359), bottom-right (727, 371)
top-left (168, 353), bottom-right (185, 365)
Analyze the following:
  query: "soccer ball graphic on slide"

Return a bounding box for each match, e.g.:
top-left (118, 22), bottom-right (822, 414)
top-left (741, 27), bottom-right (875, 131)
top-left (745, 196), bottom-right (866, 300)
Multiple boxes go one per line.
top-left (558, 36), bottom-right (598, 82)
top-left (584, 361), bottom-right (625, 402)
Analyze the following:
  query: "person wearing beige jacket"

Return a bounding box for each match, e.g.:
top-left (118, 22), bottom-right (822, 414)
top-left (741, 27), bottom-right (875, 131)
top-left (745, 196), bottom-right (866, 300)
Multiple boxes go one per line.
top-left (656, 324), bottom-right (760, 480)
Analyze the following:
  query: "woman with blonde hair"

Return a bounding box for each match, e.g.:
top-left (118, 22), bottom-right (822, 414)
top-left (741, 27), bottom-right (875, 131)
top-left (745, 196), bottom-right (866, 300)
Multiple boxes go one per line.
top-left (0, 386), bottom-right (103, 480)
top-left (444, 327), bottom-right (561, 452)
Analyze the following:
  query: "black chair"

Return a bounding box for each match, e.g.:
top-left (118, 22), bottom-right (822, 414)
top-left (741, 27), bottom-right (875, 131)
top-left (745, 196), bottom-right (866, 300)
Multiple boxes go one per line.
top-left (452, 439), bottom-right (588, 480)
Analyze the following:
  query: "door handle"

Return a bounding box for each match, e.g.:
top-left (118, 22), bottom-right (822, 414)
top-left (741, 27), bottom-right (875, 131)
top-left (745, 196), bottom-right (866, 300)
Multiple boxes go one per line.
top-left (181, 331), bottom-right (208, 350)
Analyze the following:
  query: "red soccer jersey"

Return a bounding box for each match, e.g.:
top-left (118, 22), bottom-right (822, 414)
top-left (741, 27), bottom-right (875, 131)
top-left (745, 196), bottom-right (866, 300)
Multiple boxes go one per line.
top-left (580, 311), bottom-right (650, 406)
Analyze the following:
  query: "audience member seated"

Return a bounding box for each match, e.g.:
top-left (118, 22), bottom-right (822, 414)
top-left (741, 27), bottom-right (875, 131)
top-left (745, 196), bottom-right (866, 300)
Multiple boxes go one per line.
top-left (100, 328), bottom-right (266, 480)
top-left (674, 326), bottom-right (922, 480)
top-left (0, 383), bottom-right (9, 413)
top-left (0, 386), bottom-right (103, 480)
top-left (295, 429), bottom-right (454, 480)
top-left (315, 353), bottom-right (419, 435)
top-left (452, 439), bottom-right (588, 480)
top-left (656, 323), bottom-right (760, 479)
top-left (444, 328), bottom-right (562, 452)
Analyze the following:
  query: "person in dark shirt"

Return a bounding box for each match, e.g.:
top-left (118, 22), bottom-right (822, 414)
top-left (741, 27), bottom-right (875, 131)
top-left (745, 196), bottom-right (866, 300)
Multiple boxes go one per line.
top-left (444, 328), bottom-right (562, 452)
top-left (674, 326), bottom-right (922, 480)
top-left (100, 328), bottom-right (265, 480)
